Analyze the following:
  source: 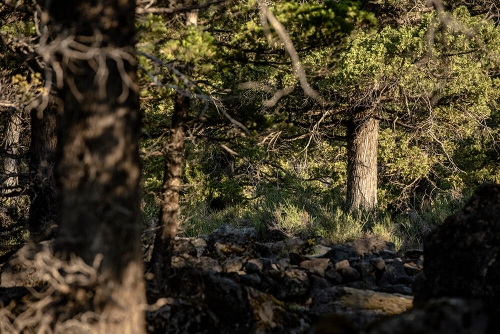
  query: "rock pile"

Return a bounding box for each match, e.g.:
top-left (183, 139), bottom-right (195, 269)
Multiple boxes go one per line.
top-left (145, 226), bottom-right (420, 333)
top-left (4, 184), bottom-right (500, 333)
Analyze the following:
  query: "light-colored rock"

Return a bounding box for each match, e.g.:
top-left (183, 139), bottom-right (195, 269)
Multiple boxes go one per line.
top-left (338, 287), bottom-right (412, 315)
top-left (305, 245), bottom-right (331, 258)
top-left (223, 257), bottom-right (244, 273)
top-left (310, 286), bottom-right (413, 326)
top-left (370, 257), bottom-right (386, 271)
top-left (335, 259), bottom-right (350, 270)
top-left (299, 258), bottom-right (330, 277)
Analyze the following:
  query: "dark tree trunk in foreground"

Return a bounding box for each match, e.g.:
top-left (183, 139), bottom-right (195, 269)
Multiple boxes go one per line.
top-left (28, 107), bottom-right (58, 241)
top-left (347, 110), bottom-right (379, 211)
top-left (151, 92), bottom-right (188, 290)
top-left (48, 0), bottom-right (145, 332)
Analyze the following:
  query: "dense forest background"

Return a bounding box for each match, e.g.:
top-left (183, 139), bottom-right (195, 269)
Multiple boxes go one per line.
top-left (0, 0), bottom-right (499, 332)
top-left (1, 0), bottom-right (499, 254)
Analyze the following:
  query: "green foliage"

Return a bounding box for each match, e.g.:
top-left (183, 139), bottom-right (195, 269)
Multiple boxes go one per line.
top-left (320, 6), bottom-right (500, 208)
top-left (136, 2), bottom-right (500, 252)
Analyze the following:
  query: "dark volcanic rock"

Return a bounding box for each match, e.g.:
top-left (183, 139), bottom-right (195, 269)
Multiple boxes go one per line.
top-left (353, 261), bottom-right (375, 277)
top-left (414, 183), bottom-right (500, 304)
top-left (205, 225), bottom-right (271, 260)
top-left (338, 266), bottom-right (361, 283)
top-left (325, 268), bottom-right (342, 284)
top-left (278, 269), bottom-right (310, 300)
top-left (240, 273), bottom-right (261, 287)
top-left (326, 244), bottom-right (358, 263)
top-left (204, 273), bottom-right (254, 334)
top-left (244, 259), bottom-right (263, 274)
top-left (309, 274), bottom-right (333, 298)
top-left (369, 257), bottom-right (385, 271)
top-left (146, 298), bottom-right (220, 334)
top-left (378, 259), bottom-right (412, 286)
top-left (361, 298), bottom-right (500, 334)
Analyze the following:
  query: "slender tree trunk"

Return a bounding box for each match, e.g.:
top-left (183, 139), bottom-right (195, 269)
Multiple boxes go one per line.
top-left (346, 110), bottom-right (379, 211)
top-left (28, 107), bottom-right (58, 240)
top-left (2, 109), bottom-right (22, 192)
top-left (48, 0), bottom-right (145, 332)
top-left (151, 92), bottom-right (188, 290)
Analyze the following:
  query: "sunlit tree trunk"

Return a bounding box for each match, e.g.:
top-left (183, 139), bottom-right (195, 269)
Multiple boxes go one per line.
top-left (48, 0), bottom-right (145, 332)
top-left (346, 110), bottom-right (379, 211)
top-left (28, 107), bottom-right (58, 240)
top-left (151, 92), bottom-right (188, 290)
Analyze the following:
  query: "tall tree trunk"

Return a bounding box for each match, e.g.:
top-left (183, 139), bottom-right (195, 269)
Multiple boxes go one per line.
top-left (28, 107), bottom-right (58, 240)
top-left (346, 110), bottom-right (379, 211)
top-left (48, 0), bottom-right (145, 332)
top-left (151, 92), bottom-right (188, 290)
top-left (2, 109), bottom-right (22, 192)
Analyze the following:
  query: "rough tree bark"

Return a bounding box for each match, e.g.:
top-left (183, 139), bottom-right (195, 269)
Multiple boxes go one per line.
top-left (28, 107), bottom-right (58, 240)
top-left (1, 109), bottom-right (22, 192)
top-left (346, 110), bottom-right (379, 211)
top-left (151, 92), bottom-right (188, 290)
top-left (48, 0), bottom-right (145, 332)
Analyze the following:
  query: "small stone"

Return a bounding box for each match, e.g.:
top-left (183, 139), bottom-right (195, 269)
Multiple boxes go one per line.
top-left (353, 261), bottom-right (375, 277)
top-left (271, 239), bottom-right (307, 255)
top-left (280, 269), bottom-right (310, 299)
top-left (300, 258), bottom-right (330, 277)
top-left (191, 237), bottom-right (207, 248)
top-left (244, 259), bottom-right (263, 274)
top-left (260, 258), bottom-right (274, 270)
top-left (290, 252), bottom-right (307, 265)
top-left (335, 259), bottom-right (350, 270)
top-left (379, 259), bottom-right (411, 286)
top-left (240, 273), bottom-right (262, 287)
top-left (268, 269), bottom-right (284, 280)
top-left (260, 275), bottom-right (278, 291)
top-left (326, 244), bottom-right (358, 263)
top-left (223, 257), bottom-right (244, 273)
top-left (338, 266), bottom-right (361, 283)
top-left (277, 258), bottom-right (290, 270)
top-left (284, 268), bottom-right (308, 281)
top-left (370, 257), bottom-right (386, 271)
top-left (309, 275), bottom-right (332, 297)
top-left (403, 262), bottom-right (422, 276)
top-left (195, 256), bottom-right (223, 273)
top-left (347, 275), bottom-right (377, 290)
top-left (379, 250), bottom-right (397, 259)
top-left (324, 268), bottom-right (342, 285)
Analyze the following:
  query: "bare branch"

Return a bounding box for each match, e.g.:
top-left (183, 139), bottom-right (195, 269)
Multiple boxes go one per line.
top-left (257, 0), bottom-right (327, 106)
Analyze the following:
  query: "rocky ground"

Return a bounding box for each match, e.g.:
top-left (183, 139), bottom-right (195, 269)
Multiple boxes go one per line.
top-left (2, 183), bottom-right (500, 333)
top-left (142, 228), bottom-right (418, 333)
